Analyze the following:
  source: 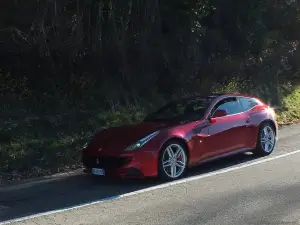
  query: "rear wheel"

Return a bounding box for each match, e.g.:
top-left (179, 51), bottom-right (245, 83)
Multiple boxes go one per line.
top-left (253, 122), bottom-right (276, 156)
top-left (158, 141), bottom-right (188, 181)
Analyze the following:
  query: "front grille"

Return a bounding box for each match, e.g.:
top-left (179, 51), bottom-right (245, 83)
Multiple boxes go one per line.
top-left (82, 155), bottom-right (130, 169)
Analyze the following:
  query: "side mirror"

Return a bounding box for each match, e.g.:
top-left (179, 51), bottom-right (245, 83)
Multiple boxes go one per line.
top-left (212, 109), bottom-right (228, 118)
top-left (209, 117), bottom-right (217, 124)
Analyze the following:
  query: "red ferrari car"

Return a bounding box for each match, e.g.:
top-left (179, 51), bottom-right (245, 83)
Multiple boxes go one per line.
top-left (81, 93), bottom-right (278, 181)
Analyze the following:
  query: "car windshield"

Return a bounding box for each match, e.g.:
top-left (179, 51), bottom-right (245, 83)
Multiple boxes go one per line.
top-left (144, 97), bottom-right (215, 122)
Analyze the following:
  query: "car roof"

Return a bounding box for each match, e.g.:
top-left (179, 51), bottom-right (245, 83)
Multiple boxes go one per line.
top-left (221, 93), bottom-right (253, 97)
top-left (180, 93), bottom-right (254, 101)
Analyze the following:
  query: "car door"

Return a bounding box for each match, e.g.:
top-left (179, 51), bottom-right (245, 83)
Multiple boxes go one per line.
top-left (202, 97), bottom-right (248, 159)
top-left (238, 97), bottom-right (261, 148)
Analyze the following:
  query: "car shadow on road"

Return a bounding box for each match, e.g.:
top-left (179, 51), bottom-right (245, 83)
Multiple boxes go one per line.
top-left (0, 152), bottom-right (259, 222)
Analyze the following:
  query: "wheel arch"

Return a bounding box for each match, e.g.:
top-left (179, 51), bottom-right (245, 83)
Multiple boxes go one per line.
top-left (157, 137), bottom-right (190, 180)
top-left (255, 119), bottom-right (277, 148)
top-left (253, 119), bottom-right (277, 156)
top-left (159, 137), bottom-right (190, 160)
top-left (259, 119), bottom-right (277, 135)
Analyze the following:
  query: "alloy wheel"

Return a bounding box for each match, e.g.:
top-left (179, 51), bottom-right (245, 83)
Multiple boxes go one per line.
top-left (260, 126), bottom-right (275, 153)
top-left (161, 144), bottom-right (187, 179)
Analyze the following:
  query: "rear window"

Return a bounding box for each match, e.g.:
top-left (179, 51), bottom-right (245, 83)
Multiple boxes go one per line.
top-left (239, 97), bottom-right (259, 111)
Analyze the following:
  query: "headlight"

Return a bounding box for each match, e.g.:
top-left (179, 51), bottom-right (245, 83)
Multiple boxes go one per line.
top-left (124, 131), bottom-right (160, 152)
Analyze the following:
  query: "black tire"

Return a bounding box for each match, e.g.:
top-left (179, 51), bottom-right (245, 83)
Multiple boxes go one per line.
top-left (252, 122), bottom-right (276, 157)
top-left (158, 140), bottom-right (188, 181)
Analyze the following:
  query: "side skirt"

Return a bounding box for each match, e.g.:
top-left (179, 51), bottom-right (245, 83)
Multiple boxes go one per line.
top-left (189, 147), bottom-right (253, 168)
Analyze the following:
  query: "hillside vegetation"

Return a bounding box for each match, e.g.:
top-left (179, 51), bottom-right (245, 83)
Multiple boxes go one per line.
top-left (0, 0), bottom-right (300, 181)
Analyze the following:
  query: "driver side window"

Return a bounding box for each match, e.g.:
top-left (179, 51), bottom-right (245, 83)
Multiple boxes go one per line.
top-left (211, 97), bottom-right (243, 117)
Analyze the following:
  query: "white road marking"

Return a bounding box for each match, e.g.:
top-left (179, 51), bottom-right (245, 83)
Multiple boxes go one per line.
top-left (1, 149), bottom-right (300, 225)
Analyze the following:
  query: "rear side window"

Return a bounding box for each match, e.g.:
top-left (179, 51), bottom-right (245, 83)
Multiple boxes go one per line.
top-left (239, 97), bottom-right (259, 111)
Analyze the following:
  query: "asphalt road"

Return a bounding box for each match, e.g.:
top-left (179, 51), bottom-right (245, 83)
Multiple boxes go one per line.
top-left (1, 124), bottom-right (300, 225)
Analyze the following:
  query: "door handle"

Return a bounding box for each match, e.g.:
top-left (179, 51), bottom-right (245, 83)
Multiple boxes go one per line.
top-left (196, 133), bottom-right (210, 137)
top-left (246, 116), bottom-right (251, 123)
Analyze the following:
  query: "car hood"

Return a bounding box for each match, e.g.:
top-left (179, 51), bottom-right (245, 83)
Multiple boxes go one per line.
top-left (86, 121), bottom-right (175, 155)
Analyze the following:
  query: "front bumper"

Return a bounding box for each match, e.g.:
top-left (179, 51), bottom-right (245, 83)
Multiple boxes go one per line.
top-left (82, 150), bottom-right (159, 178)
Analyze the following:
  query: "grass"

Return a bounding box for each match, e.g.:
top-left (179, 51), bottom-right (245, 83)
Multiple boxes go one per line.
top-left (276, 86), bottom-right (300, 125)
top-left (0, 105), bottom-right (147, 182)
top-left (1, 85), bottom-right (300, 183)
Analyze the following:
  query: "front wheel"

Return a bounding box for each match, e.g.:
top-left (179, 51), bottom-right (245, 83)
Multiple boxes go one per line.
top-left (158, 141), bottom-right (188, 181)
top-left (253, 123), bottom-right (276, 156)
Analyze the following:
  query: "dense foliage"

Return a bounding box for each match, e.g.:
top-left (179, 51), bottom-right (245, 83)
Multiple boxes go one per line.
top-left (1, 0), bottom-right (300, 180)
top-left (1, 0), bottom-right (300, 107)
